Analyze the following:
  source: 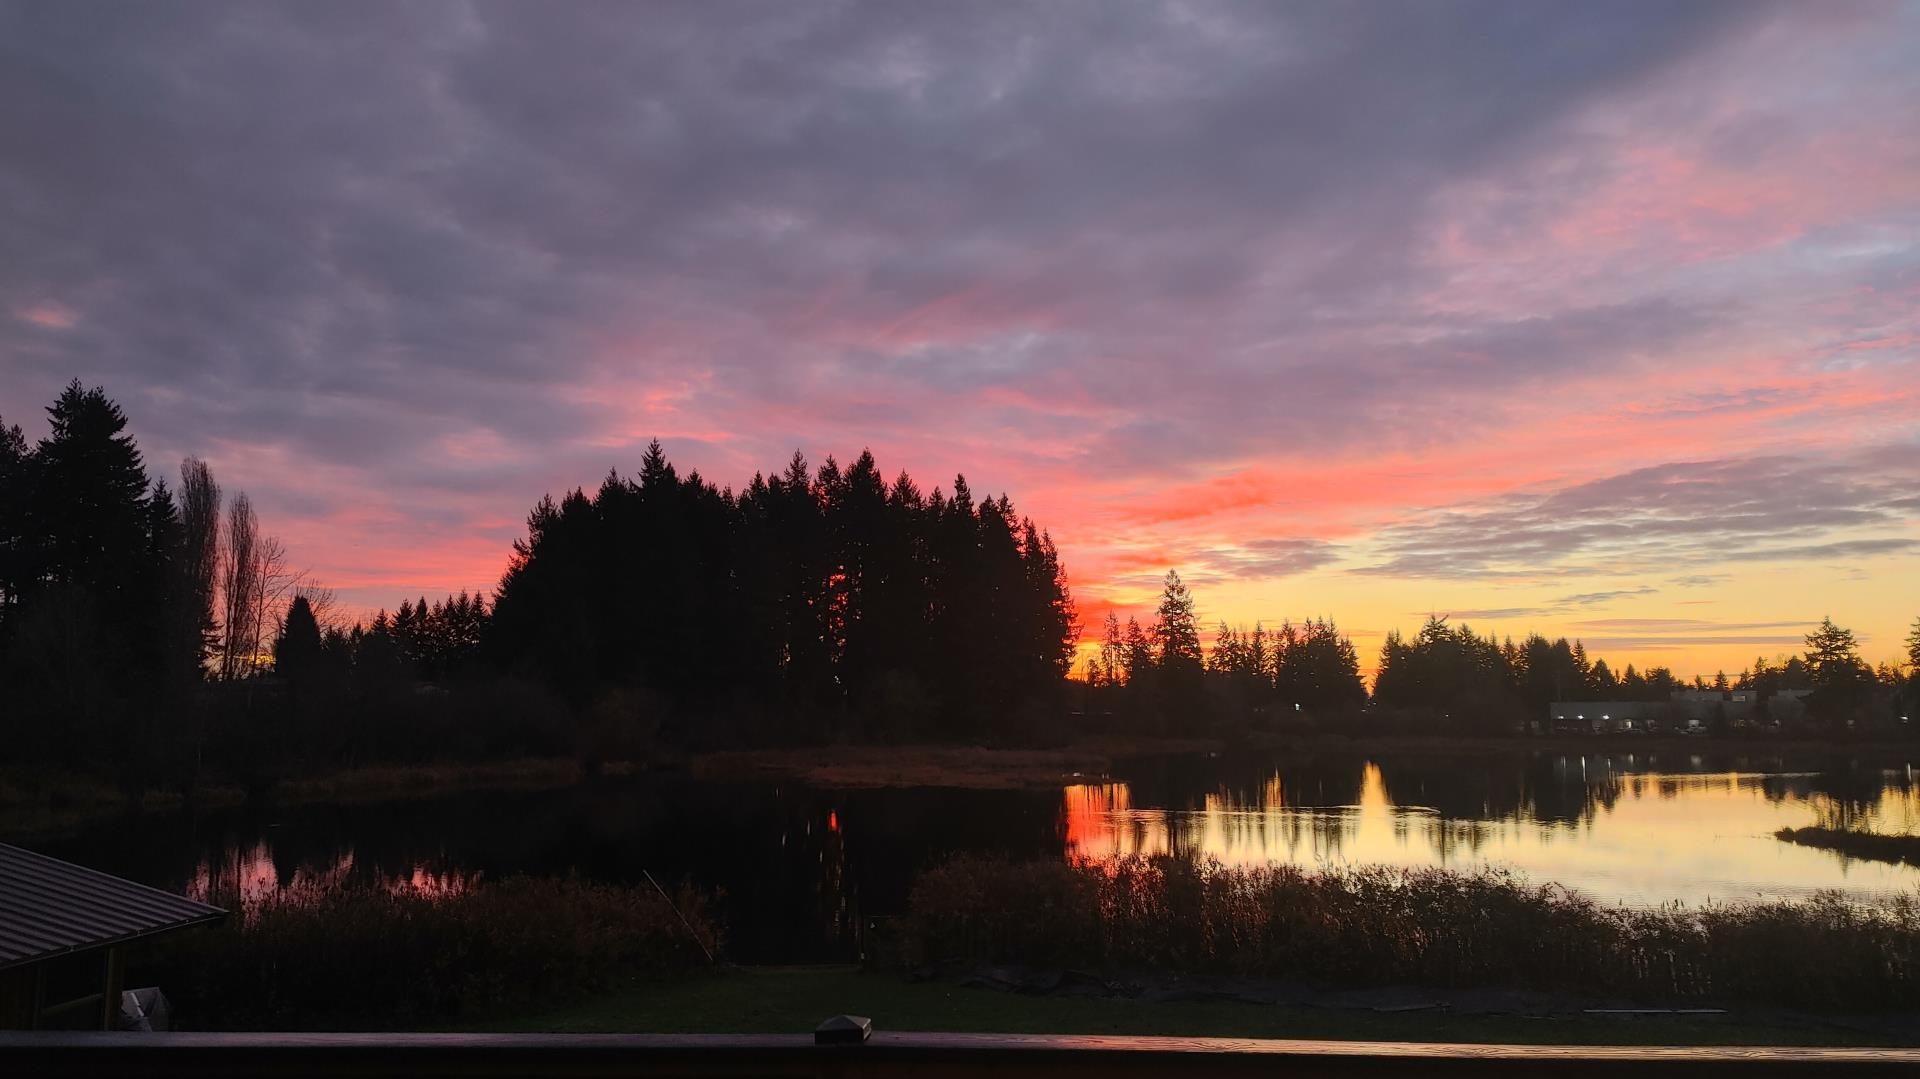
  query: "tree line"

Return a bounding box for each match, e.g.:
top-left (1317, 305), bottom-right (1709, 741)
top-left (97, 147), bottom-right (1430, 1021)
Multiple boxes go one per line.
top-left (1082, 571), bottom-right (1369, 732)
top-left (0, 383), bottom-right (1078, 792)
top-left (4, 382), bottom-right (1915, 798)
top-left (1080, 575), bottom-right (1917, 738)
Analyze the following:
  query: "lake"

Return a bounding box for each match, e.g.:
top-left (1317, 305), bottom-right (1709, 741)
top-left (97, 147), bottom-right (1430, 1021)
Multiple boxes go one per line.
top-left (35, 747), bottom-right (1920, 963)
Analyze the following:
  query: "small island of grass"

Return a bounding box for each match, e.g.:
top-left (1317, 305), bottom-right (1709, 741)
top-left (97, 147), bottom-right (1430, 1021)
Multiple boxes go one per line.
top-left (1776, 826), bottom-right (1920, 867)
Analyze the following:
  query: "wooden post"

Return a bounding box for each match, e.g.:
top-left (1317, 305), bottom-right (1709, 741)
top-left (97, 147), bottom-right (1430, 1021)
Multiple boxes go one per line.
top-left (0, 968), bottom-right (37, 1030)
top-left (98, 947), bottom-right (124, 1032)
top-left (28, 964), bottom-right (46, 1031)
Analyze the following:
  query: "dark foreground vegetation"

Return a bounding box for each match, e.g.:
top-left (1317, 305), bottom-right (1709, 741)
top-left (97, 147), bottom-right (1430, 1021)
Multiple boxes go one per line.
top-left (902, 856), bottom-right (1920, 1014)
top-left (139, 878), bottom-right (718, 1030)
top-left (1777, 827), bottom-right (1920, 868)
top-left (122, 860), bottom-right (1918, 1038)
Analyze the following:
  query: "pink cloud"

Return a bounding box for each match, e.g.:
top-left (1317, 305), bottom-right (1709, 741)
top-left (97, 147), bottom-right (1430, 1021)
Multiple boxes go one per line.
top-left (17, 301), bottom-right (76, 330)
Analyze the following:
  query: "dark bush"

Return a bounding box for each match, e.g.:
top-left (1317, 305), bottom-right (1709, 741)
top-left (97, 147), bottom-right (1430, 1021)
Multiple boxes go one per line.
top-left (142, 876), bottom-right (718, 1029)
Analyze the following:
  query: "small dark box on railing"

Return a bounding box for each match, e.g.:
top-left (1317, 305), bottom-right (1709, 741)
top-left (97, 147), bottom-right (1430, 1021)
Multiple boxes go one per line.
top-left (815, 1014), bottom-right (874, 1045)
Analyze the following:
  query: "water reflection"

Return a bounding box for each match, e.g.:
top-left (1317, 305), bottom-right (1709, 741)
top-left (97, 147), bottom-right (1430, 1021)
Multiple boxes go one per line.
top-left (187, 840), bottom-right (477, 908)
top-left (1063, 753), bottom-right (1920, 906)
top-left (34, 749), bottom-right (1920, 962)
top-left (42, 776), bottom-right (1066, 963)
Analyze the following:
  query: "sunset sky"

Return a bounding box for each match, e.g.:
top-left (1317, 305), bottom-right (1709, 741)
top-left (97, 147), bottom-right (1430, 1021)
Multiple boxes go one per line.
top-left (3, 2), bottom-right (1916, 679)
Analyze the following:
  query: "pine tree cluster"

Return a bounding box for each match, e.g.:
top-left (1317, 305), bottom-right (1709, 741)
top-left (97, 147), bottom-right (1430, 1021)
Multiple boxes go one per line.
top-left (486, 443), bottom-right (1078, 743)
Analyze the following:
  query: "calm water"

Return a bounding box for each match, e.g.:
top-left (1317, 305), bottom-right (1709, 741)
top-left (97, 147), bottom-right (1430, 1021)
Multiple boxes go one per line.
top-left (35, 748), bottom-right (1920, 962)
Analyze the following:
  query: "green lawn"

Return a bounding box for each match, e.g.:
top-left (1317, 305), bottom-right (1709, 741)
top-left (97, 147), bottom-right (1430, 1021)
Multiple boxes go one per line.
top-left (480, 966), bottom-right (1908, 1047)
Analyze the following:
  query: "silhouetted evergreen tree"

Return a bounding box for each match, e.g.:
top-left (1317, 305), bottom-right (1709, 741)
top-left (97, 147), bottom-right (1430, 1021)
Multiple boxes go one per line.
top-left (1804, 616), bottom-right (1870, 730)
top-left (1095, 611), bottom-right (1124, 688)
top-left (0, 413), bottom-right (29, 618)
top-left (1281, 617), bottom-right (1367, 715)
top-left (488, 447), bottom-right (1077, 745)
top-left (1122, 617), bottom-right (1152, 685)
top-left (275, 595), bottom-right (324, 682)
top-left (31, 382), bottom-right (155, 612)
top-left (2, 383), bottom-right (177, 778)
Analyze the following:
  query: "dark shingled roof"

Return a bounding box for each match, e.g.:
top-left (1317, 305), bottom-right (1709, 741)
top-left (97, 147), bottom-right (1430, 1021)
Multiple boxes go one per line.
top-left (0, 843), bottom-right (225, 970)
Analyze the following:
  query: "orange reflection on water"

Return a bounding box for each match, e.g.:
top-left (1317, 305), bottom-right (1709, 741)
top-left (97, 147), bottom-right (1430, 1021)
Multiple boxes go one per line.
top-left (189, 841), bottom-right (476, 912)
top-left (1062, 761), bottom-right (1920, 906)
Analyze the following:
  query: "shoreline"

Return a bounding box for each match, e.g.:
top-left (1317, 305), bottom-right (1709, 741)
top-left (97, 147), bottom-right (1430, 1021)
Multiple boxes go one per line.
top-left (1240, 731), bottom-right (1920, 758)
top-left (0, 757), bottom-right (589, 841)
top-left (7, 732), bottom-right (1914, 840)
top-left (690, 736), bottom-right (1224, 791)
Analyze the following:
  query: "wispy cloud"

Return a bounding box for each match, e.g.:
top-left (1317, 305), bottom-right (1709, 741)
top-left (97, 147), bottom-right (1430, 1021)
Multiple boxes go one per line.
top-left (1567, 618), bottom-right (1810, 632)
top-left (1357, 454), bottom-right (1920, 580)
top-left (1557, 587), bottom-right (1657, 607)
top-left (1577, 636), bottom-right (1809, 652)
top-left (1186, 538), bottom-right (1343, 581)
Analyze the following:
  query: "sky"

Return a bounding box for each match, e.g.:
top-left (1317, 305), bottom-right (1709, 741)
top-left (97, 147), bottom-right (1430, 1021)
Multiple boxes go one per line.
top-left (2, 1), bottom-right (1916, 679)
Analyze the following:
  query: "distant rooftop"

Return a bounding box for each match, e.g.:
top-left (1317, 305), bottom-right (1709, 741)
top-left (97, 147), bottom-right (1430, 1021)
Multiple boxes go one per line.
top-left (0, 844), bottom-right (224, 970)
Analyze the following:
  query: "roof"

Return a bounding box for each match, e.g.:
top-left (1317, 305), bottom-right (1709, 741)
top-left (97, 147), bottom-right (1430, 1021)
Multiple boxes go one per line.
top-left (0, 843), bottom-right (225, 970)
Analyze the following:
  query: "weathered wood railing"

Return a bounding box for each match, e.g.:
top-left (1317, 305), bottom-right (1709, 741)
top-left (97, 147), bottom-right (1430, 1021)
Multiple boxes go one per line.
top-left (3, 1031), bottom-right (1918, 1077)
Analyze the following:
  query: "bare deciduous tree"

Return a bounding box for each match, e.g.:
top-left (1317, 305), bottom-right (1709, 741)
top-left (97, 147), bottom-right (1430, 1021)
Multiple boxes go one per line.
top-left (215, 488), bottom-right (310, 680)
top-left (218, 493), bottom-right (259, 680)
top-left (178, 457), bottom-right (222, 671)
top-left (250, 534), bottom-right (299, 668)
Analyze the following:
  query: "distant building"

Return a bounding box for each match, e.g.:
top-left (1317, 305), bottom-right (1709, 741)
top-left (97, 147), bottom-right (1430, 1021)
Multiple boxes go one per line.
top-left (1769, 688), bottom-right (1815, 724)
top-left (1667, 689), bottom-right (1757, 730)
top-left (1547, 701), bottom-right (1656, 734)
top-left (1547, 690), bottom-right (1764, 735)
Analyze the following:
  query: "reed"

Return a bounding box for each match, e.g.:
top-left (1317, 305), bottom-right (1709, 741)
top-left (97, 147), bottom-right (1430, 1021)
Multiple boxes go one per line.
top-left (904, 854), bottom-right (1920, 1012)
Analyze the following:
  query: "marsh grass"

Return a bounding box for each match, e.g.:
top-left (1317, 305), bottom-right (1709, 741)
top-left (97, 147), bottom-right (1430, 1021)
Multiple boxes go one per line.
top-left (905, 855), bottom-right (1920, 1012)
top-left (145, 876), bottom-right (720, 1029)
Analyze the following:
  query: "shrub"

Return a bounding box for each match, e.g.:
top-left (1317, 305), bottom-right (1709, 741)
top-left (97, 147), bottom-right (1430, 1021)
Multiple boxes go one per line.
top-left (142, 876), bottom-right (719, 1029)
top-left (904, 854), bottom-right (1920, 1012)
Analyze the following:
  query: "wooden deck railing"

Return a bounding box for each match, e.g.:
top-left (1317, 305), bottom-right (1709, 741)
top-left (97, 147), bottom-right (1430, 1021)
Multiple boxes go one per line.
top-left (3, 1030), bottom-right (1919, 1077)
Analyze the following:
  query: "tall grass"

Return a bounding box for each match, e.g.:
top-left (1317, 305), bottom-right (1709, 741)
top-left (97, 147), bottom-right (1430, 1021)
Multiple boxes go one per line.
top-left (904, 855), bottom-right (1920, 1012)
top-left (143, 876), bottom-right (720, 1030)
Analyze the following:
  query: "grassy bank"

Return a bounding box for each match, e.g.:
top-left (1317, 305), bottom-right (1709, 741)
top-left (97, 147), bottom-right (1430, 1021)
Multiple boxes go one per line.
top-left (0, 769), bottom-right (248, 838)
top-left (143, 877), bottom-right (720, 1030)
top-left (1, 737), bottom-right (1222, 836)
top-left (694, 733), bottom-right (1920, 793)
top-left (0, 757), bottom-right (599, 839)
top-left (1243, 731), bottom-right (1920, 759)
top-left (11, 731), bottom-right (1907, 838)
top-left (902, 856), bottom-right (1920, 1013)
top-left (694, 744), bottom-right (1106, 790)
top-left (271, 757), bottom-right (587, 804)
top-left (693, 735), bottom-right (1232, 789)
top-left (485, 965), bottom-right (1910, 1046)
top-left (1777, 827), bottom-right (1920, 867)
